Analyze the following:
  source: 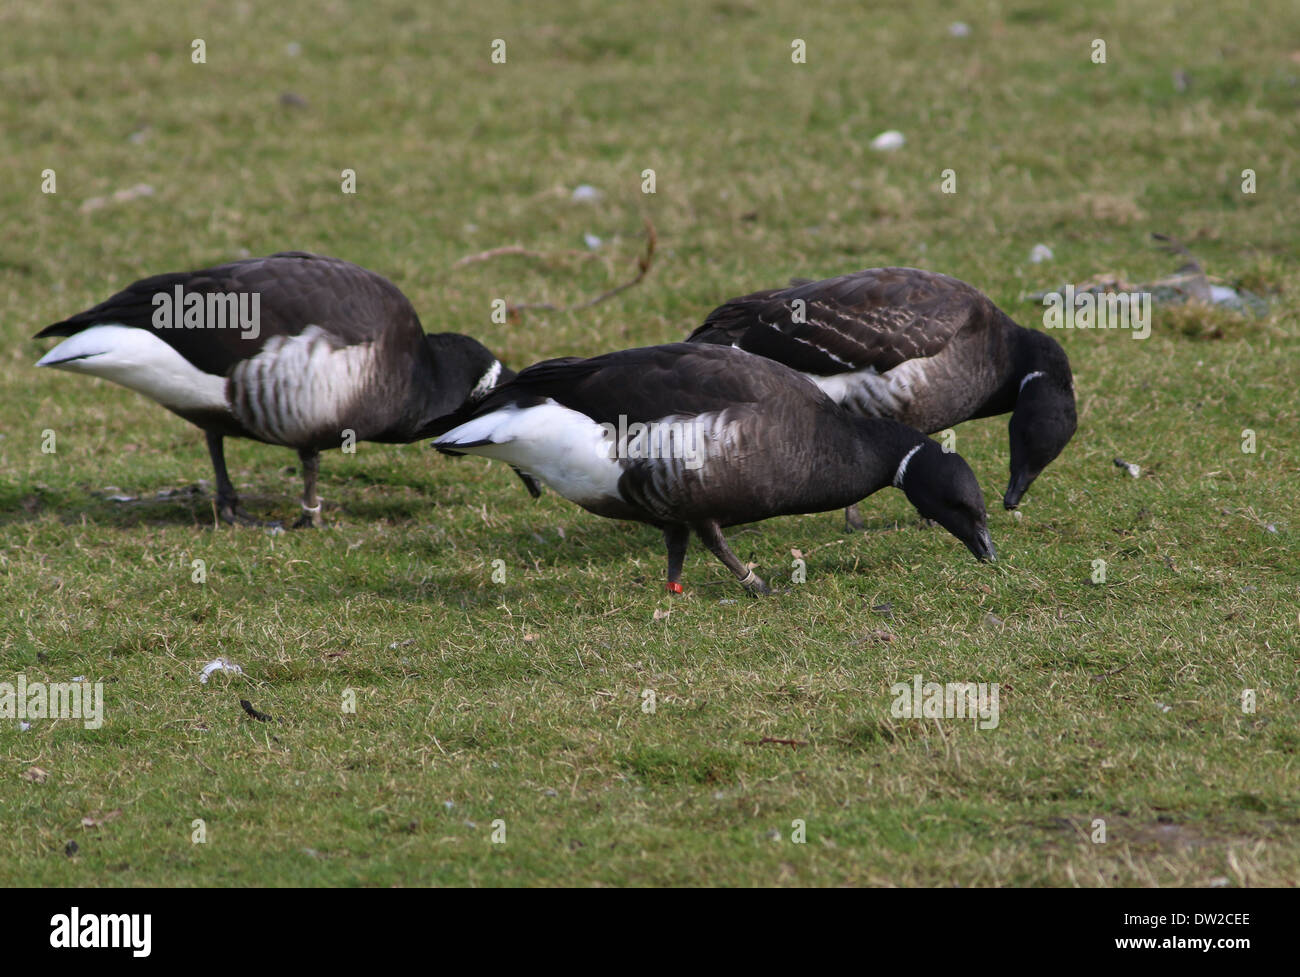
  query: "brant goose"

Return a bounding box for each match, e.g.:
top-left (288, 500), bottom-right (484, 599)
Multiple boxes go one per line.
top-left (434, 343), bottom-right (996, 595)
top-left (34, 251), bottom-right (526, 526)
top-left (687, 267), bottom-right (1077, 519)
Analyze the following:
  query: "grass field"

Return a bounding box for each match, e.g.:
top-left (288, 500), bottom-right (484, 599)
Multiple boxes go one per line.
top-left (1, 0), bottom-right (1297, 886)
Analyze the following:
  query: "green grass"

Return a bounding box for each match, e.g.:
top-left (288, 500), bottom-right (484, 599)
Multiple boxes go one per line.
top-left (1, 0), bottom-right (1297, 886)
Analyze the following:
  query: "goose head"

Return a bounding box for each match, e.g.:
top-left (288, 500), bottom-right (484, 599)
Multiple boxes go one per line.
top-left (896, 441), bottom-right (997, 562)
top-left (1004, 365), bottom-right (1076, 510)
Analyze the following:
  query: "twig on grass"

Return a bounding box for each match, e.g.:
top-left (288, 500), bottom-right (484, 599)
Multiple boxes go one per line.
top-left (744, 736), bottom-right (809, 748)
top-left (1091, 660), bottom-right (1134, 682)
top-left (501, 218), bottom-right (658, 317)
top-left (451, 245), bottom-right (602, 268)
top-left (240, 699), bottom-right (273, 722)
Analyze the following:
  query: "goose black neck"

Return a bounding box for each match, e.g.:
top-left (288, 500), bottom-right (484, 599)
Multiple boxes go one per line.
top-left (976, 317), bottom-right (1070, 418)
top-left (839, 416), bottom-right (928, 501)
top-left (403, 334), bottom-right (497, 439)
top-left (1013, 324), bottom-right (1071, 387)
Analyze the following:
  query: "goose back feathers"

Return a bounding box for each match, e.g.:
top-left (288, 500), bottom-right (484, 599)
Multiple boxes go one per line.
top-left (687, 267), bottom-right (1077, 509)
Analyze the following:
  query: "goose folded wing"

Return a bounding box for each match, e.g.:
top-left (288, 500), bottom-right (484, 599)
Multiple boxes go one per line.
top-left (34, 252), bottom-right (421, 376)
top-left (690, 267), bottom-right (985, 375)
top-left (470, 343), bottom-right (821, 427)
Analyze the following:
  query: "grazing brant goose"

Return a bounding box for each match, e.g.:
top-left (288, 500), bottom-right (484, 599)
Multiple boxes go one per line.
top-left (687, 267), bottom-right (1077, 521)
top-left (434, 343), bottom-right (996, 595)
top-left (34, 251), bottom-right (527, 526)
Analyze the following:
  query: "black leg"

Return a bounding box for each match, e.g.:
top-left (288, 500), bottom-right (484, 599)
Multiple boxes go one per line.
top-left (205, 431), bottom-right (282, 527)
top-left (512, 467), bottom-right (542, 499)
top-left (663, 525), bottom-right (690, 594)
top-left (293, 448), bottom-right (323, 528)
top-left (845, 503), bottom-right (865, 532)
top-left (693, 520), bottom-right (771, 596)
top-left (206, 430), bottom-right (247, 525)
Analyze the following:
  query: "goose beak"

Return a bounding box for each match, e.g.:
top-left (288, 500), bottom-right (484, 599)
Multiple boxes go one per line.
top-left (969, 525), bottom-right (997, 563)
top-left (1003, 471), bottom-right (1032, 510)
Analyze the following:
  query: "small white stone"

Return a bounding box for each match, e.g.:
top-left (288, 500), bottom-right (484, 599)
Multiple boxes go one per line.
top-left (112, 183), bottom-right (154, 203)
top-left (583, 233), bottom-right (602, 250)
top-left (1029, 243), bottom-right (1054, 263)
top-left (949, 22), bottom-right (971, 37)
top-left (571, 184), bottom-right (602, 202)
top-left (870, 130), bottom-right (905, 151)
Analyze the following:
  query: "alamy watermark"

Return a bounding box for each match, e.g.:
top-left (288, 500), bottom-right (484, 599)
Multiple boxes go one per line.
top-left (1, 674), bottom-right (103, 729)
top-left (598, 415), bottom-right (706, 470)
top-left (1042, 285), bottom-right (1150, 339)
top-left (151, 286), bottom-right (261, 339)
top-left (891, 674), bottom-right (999, 729)
top-left (50, 907), bottom-right (150, 957)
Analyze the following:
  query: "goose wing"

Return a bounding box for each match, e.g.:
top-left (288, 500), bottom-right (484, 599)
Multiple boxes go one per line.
top-left (688, 267), bottom-right (990, 375)
top-left (471, 342), bottom-right (828, 425)
top-left (35, 252), bottom-right (422, 376)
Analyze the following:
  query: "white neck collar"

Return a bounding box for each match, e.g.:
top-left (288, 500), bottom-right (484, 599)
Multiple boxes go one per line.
top-left (1019, 370), bottom-right (1046, 393)
top-left (893, 444), bottom-right (924, 488)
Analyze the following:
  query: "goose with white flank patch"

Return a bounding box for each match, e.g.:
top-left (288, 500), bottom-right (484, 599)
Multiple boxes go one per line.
top-left (687, 267), bottom-right (1077, 523)
top-left (35, 252), bottom-right (529, 526)
top-left (434, 343), bottom-right (996, 595)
